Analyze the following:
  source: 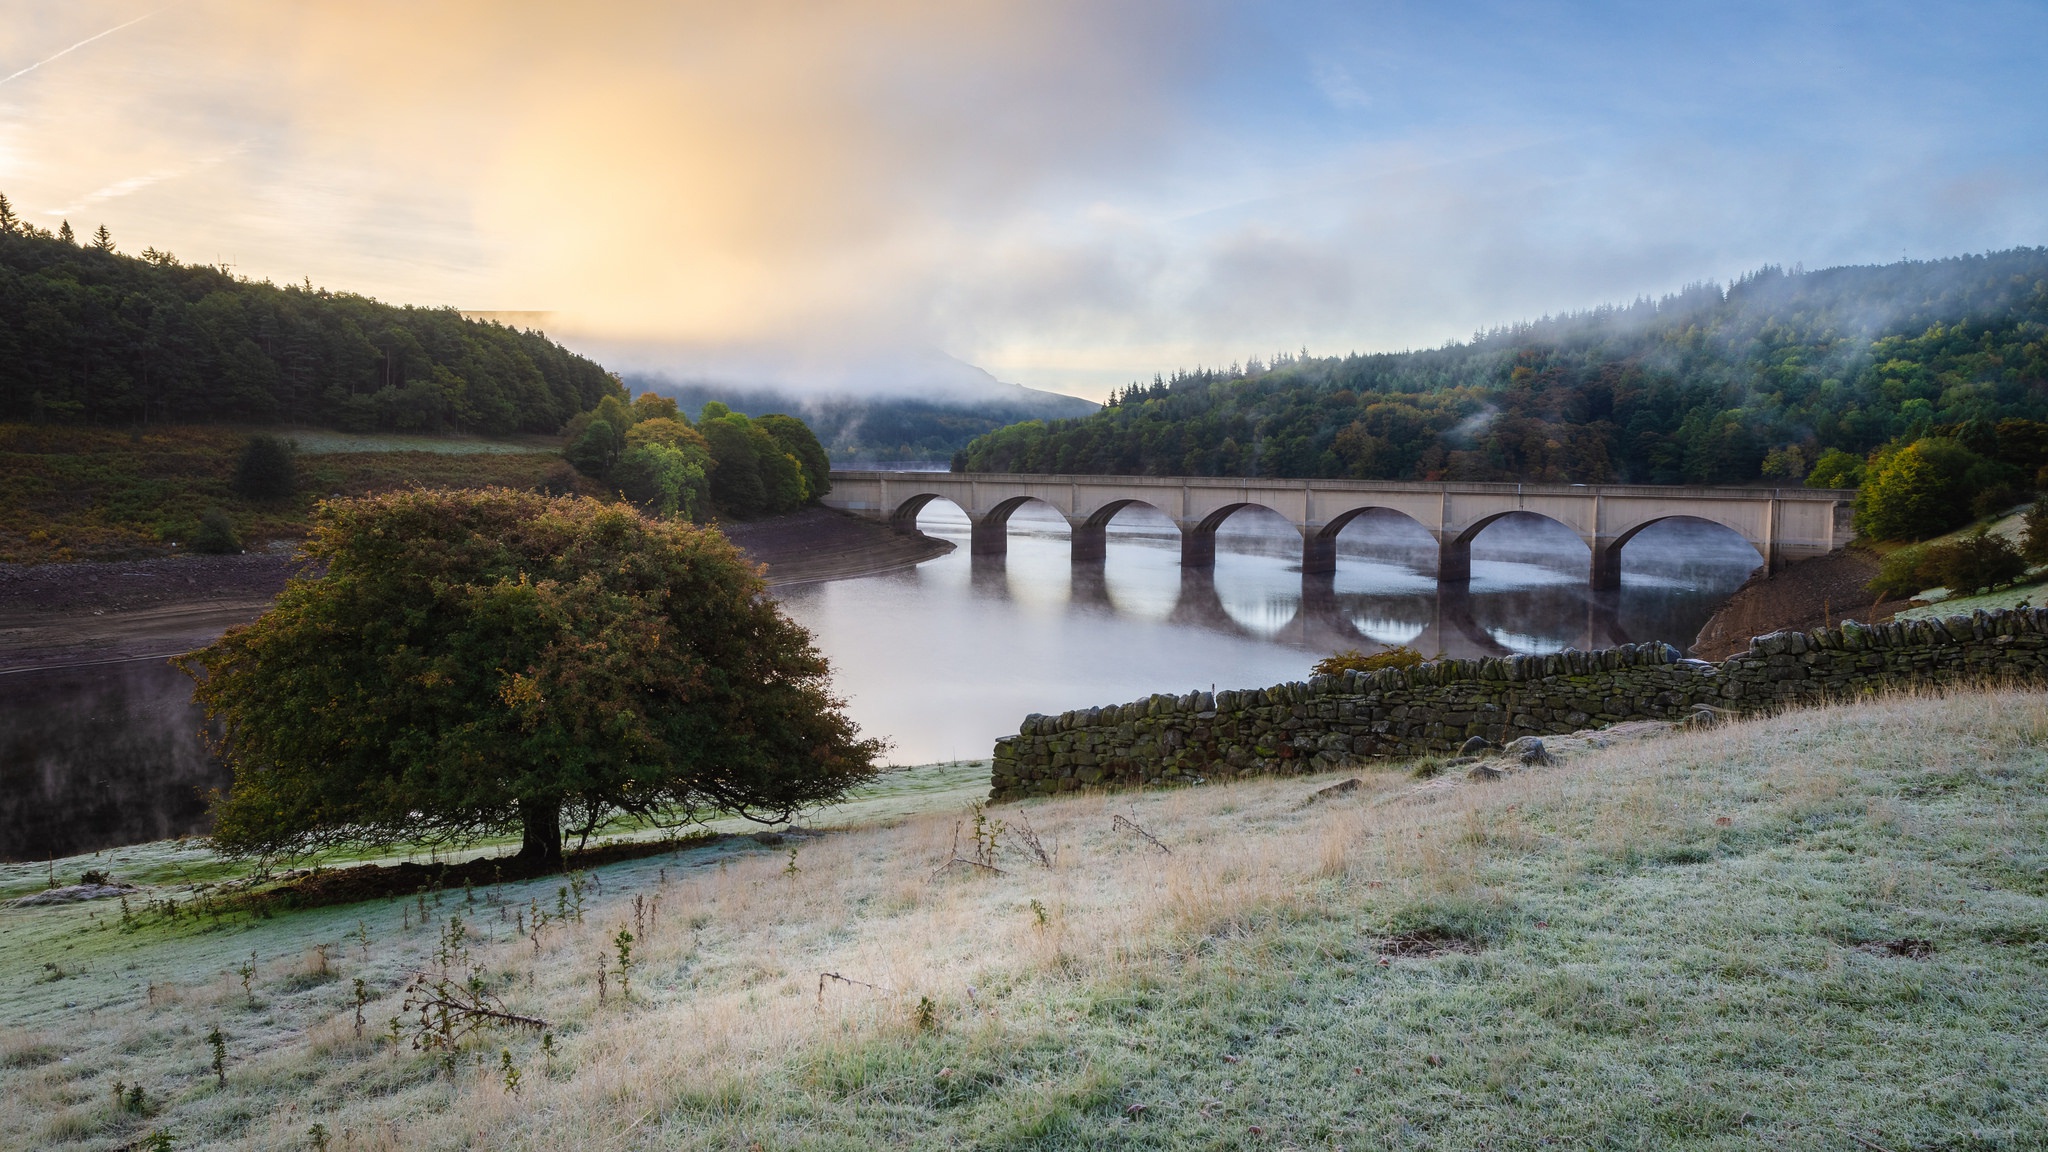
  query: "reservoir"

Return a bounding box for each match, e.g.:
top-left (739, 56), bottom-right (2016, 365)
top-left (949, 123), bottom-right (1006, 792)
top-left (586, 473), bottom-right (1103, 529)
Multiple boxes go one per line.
top-left (0, 503), bottom-right (1760, 858)
top-left (776, 502), bottom-right (1760, 765)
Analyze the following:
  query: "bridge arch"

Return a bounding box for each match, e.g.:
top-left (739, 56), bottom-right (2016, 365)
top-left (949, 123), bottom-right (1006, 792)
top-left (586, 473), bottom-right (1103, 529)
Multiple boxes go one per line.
top-left (886, 491), bottom-right (965, 534)
top-left (1304, 505), bottom-right (1440, 575)
top-left (1591, 513), bottom-right (1764, 590)
top-left (1441, 510), bottom-right (1591, 584)
top-left (1181, 501), bottom-right (1292, 568)
top-left (967, 494), bottom-right (1071, 556)
top-left (1070, 497), bottom-right (1175, 563)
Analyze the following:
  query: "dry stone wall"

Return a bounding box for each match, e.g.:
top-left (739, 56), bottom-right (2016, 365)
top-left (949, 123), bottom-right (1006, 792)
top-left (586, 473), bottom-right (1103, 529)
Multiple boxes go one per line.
top-left (989, 606), bottom-right (2048, 801)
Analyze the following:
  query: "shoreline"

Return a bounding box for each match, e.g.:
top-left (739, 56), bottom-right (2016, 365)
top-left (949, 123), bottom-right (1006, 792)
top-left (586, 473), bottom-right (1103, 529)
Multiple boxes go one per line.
top-left (0, 505), bottom-right (952, 672)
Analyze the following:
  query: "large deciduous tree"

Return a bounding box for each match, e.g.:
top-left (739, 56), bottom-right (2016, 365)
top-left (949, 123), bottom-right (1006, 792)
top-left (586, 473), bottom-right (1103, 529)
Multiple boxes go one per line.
top-left (180, 488), bottom-right (882, 865)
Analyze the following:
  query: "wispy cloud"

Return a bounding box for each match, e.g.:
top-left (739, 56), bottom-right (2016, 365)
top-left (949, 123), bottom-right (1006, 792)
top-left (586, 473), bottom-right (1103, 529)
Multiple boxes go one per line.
top-left (0, 10), bottom-right (156, 88)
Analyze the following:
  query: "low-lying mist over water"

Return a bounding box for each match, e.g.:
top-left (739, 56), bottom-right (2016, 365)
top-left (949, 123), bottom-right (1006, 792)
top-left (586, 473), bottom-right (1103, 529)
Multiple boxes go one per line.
top-left (0, 659), bottom-right (220, 862)
top-left (0, 507), bottom-right (1758, 859)
top-left (777, 504), bottom-right (1760, 766)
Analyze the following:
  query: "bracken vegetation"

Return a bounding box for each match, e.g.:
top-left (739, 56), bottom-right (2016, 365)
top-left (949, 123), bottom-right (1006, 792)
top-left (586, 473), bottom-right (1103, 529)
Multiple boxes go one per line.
top-left (2, 690), bottom-right (2042, 1149)
top-left (0, 425), bottom-right (569, 563)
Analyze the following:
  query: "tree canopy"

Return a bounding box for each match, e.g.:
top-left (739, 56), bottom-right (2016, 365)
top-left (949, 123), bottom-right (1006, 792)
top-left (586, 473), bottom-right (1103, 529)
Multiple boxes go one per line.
top-left (180, 488), bottom-right (882, 864)
top-left (0, 208), bottom-right (619, 433)
top-left (563, 393), bottom-right (831, 520)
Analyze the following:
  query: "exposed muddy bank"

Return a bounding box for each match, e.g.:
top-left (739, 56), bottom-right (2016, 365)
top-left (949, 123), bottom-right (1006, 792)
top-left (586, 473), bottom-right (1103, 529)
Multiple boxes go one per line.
top-left (1691, 548), bottom-right (1913, 661)
top-left (719, 505), bottom-right (953, 587)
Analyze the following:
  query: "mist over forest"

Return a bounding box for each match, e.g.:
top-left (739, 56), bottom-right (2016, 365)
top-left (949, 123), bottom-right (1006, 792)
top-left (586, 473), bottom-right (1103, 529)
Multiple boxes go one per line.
top-left (958, 249), bottom-right (2048, 490)
top-left (629, 376), bottom-right (1094, 467)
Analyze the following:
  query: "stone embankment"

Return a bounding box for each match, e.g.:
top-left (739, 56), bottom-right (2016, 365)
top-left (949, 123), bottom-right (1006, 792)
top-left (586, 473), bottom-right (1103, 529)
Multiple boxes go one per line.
top-left (990, 607), bottom-right (2048, 800)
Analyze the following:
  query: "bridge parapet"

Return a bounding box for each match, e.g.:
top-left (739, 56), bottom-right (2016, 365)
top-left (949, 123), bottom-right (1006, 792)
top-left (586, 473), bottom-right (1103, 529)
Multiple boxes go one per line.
top-left (823, 471), bottom-right (1855, 588)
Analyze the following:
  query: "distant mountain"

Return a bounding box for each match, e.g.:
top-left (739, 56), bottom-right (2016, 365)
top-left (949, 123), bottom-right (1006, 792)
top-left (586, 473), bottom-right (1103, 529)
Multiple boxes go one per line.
top-left (608, 348), bottom-right (1096, 467)
top-left (958, 248), bottom-right (2048, 486)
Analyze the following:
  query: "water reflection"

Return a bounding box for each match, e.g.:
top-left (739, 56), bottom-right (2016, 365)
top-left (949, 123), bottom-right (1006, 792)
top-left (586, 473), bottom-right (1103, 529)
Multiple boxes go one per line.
top-left (0, 659), bottom-right (223, 860)
top-left (1, 504), bottom-right (1761, 857)
top-left (775, 503), bottom-right (1760, 765)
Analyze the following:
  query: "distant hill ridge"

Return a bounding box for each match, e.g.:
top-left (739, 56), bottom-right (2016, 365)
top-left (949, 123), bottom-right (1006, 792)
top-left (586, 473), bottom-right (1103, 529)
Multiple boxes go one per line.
top-left (635, 373), bottom-right (1096, 467)
top-left (958, 248), bottom-right (2048, 486)
top-left (0, 221), bottom-right (617, 434)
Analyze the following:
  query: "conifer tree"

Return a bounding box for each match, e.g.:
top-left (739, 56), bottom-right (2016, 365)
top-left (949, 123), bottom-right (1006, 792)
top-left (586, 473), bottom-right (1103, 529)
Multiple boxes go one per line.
top-left (0, 191), bottom-right (18, 235)
top-left (91, 224), bottom-right (114, 252)
top-left (57, 220), bottom-right (74, 243)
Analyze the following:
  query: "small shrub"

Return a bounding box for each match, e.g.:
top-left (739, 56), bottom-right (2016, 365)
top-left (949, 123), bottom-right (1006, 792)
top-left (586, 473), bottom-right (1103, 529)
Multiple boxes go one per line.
top-left (540, 462), bottom-right (578, 496)
top-left (1314, 646), bottom-right (1425, 676)
top-left (190, 508), bottom-right (242, 555)
top-left (1970, 482), bottom-right (2022, 520)
top-left (232, 434), bottom-right (296, 501)
top-left (1929, 532), bottom-right (2027, 595)
top-left (80, 869), bottom-right (112, 886)
top-left (2022, 500), bottom-right (2048, 562)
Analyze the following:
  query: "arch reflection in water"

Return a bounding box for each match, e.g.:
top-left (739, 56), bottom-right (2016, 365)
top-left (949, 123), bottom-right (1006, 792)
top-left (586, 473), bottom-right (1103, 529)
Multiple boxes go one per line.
top-left (771, 502), bottom-right (1760, 765)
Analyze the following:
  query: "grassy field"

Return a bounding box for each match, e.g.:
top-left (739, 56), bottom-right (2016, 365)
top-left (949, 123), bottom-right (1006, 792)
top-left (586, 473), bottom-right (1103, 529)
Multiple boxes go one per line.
top-left (2, 695), bottom-right (2044, 1150)
top-left (0, 424), bottom-right (568, 564)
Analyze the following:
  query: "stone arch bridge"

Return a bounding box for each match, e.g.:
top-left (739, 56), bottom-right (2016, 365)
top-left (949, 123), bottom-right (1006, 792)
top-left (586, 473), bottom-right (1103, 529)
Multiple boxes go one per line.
top-left (822, 472), bottom-right (1855, 588)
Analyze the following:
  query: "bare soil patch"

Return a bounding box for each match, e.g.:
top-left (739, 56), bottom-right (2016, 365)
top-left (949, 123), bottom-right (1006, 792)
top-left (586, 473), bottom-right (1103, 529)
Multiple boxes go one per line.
top-left (1692, 548), bottom-right (1915, 660)
top-left (1378, 931), bottom-right (1482, 958)
top-left (0, 507), bottom-right (949, 670)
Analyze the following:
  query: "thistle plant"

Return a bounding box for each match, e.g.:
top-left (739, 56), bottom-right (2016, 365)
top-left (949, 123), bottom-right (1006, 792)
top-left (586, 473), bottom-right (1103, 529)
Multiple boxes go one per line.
top-left (613, 926), bottom-right (634, 998)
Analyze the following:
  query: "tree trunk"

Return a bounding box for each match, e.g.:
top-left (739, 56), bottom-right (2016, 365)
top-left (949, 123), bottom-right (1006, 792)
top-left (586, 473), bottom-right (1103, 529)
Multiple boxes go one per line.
top-left (517, 799), bottom-right (562, 867)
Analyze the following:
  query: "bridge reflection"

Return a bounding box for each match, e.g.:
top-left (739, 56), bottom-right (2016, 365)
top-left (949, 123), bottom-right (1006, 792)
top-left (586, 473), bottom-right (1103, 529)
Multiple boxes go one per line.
top-left (971, 549), bottom-right (1643, 658)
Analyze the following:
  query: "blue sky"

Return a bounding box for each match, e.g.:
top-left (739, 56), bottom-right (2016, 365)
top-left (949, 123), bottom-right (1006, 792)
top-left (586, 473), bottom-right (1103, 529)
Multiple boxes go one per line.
top-left (0, 1), bottom-right (2042, 398)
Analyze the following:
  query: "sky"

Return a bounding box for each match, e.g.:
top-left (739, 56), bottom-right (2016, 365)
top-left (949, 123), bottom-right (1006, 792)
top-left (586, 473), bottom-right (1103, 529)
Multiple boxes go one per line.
top-left (1, 1), bottom-right (2044, 400)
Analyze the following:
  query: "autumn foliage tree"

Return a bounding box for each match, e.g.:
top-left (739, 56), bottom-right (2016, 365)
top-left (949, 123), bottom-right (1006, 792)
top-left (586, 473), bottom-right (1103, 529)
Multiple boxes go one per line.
top-left (180, 489), bottom-right (882, 865)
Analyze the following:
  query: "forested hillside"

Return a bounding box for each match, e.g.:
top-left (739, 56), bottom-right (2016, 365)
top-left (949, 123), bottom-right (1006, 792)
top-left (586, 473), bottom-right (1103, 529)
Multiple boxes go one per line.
top-left (958, 250), bottom-right (2048, 490)
top-left (0, 203), bottom-right (618, 434)
top-left (638, 380), bottom-right (1096, 466)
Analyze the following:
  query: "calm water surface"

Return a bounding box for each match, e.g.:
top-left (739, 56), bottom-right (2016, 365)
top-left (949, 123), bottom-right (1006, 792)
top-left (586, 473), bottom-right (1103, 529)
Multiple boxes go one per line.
top-left (777, 503), bottom-right (1761, 765)
top-left (0, 504), bottom-right (1760, 858)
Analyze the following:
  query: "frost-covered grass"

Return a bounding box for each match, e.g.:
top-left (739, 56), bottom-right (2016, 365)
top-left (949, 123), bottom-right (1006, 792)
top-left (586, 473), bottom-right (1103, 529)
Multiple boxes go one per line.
top-left (2, 699), bottom-right (2044, 1150)
top-left (1896, 577), bottom-right (2048, 620)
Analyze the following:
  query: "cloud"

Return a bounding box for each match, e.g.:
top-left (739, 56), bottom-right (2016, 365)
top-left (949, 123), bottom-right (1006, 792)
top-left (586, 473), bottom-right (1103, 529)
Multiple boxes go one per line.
top-left (0, 10), bottom-right (155, 88)
top-left (0, 1), bottom-right (2041, 401)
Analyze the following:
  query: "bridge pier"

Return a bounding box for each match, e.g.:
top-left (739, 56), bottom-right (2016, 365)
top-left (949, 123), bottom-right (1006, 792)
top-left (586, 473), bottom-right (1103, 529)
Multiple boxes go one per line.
top-left (1070, 518), bottom-right (1108, 563)
top-left (1180, 523), bottom-right (1217, 568)
top-left (1301, 529), bottom-right (1337, 575)
top-left (970, 515), bottom-right (1010, 556)
top-left (1437, 534), bottom-right (1472, 583)
top-left (1589, 538), bottom-right (1623, 591)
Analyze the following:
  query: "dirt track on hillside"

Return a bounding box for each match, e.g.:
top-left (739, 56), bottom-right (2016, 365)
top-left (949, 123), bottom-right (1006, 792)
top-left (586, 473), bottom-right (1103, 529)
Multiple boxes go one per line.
top-left (0, 508), bottom-right (951, 672)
